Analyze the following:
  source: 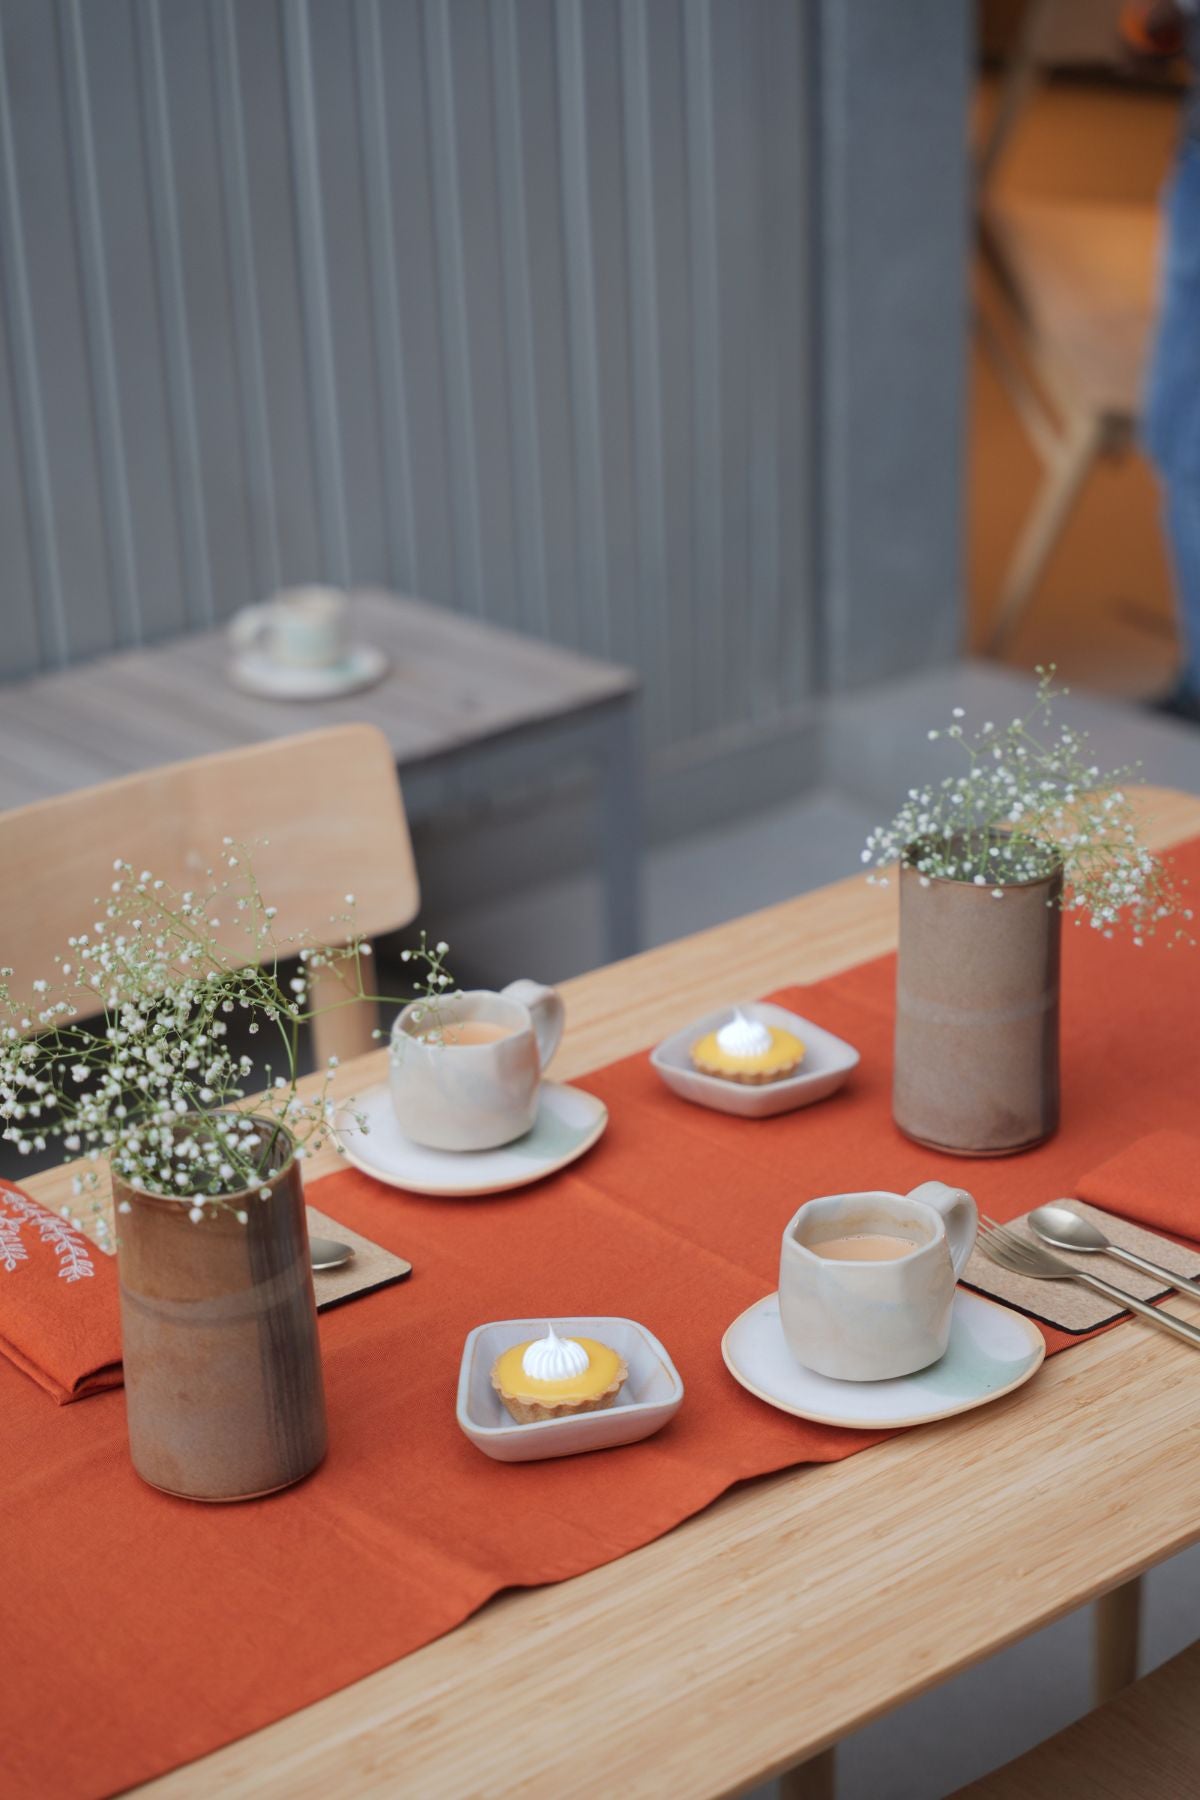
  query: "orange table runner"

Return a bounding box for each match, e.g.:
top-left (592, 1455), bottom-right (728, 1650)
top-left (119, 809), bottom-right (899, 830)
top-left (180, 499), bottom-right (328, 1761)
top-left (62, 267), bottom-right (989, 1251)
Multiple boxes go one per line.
top-left (4, 840), bottom-right (1200, 1798)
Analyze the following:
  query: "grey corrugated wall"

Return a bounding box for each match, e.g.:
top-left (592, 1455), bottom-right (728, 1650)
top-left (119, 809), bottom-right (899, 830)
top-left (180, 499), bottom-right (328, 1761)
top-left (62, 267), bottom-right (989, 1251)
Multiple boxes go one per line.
top-left (0, 1), bottom-right (970, 752)
top-left (0, 0), bottom-right (813, 752)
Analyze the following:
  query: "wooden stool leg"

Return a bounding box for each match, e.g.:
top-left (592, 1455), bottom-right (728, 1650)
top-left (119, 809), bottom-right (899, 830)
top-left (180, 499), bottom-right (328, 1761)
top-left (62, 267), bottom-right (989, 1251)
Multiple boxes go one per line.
top-left (308, 950), bottom-right (382, 1070)
top-left (1093, 1576), bottom-right (1142, 1704)
top-left (986, 413), bottom-right (1104, 655)
top-left (779, 1746), bottom-right (835, 1800)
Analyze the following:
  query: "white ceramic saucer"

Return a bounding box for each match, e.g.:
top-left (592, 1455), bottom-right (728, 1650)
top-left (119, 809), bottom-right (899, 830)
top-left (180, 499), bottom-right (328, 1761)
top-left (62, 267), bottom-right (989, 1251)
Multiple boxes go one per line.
top-left (722, 1289), bottom-right (1044, 1430)
top-left (229, 644), bottom-right (389, 701)
top-left (334, 1079), bottom-right (607, 1198)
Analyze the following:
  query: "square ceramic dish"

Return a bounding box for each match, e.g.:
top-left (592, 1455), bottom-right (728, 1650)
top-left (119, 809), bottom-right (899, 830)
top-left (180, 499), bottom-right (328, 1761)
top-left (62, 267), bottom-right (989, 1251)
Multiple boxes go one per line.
top-left (650, 1000), bottom-right (860, 1119)
top-left (457, 1316), bottom-right (684, 1463)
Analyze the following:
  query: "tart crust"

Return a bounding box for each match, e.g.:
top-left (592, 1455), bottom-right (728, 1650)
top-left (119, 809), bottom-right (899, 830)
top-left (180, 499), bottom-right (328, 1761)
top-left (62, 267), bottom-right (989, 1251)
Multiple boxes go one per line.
top-left (690, 1024), bottom-right (805, 1085)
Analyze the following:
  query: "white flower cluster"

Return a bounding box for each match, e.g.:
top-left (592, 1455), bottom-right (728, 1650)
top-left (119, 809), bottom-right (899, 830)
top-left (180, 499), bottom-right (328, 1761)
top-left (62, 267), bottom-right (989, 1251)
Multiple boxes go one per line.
top-left (0, 844), bottom-right (455, 1224)
top-left (397, 933), bottom-right (457, 1041)
top-left (861, 669), bottom-right (1191, 943)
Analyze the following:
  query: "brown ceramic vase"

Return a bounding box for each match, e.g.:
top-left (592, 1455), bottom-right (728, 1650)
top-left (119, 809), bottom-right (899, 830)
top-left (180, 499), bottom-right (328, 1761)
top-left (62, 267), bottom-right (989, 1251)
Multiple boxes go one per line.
top-left (893, 848), bottom-right (1063, 1156)
top-left (112, 1119), bottom-right (327, 1501)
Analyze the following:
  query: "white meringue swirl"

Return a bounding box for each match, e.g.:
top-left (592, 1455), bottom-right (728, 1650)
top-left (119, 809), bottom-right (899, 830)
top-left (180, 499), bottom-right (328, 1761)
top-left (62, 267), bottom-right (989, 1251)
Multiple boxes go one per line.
top-left (521, 1322), bottom-right (590, 1382)
top-left (715, 1008), bottom-right (772, 1059)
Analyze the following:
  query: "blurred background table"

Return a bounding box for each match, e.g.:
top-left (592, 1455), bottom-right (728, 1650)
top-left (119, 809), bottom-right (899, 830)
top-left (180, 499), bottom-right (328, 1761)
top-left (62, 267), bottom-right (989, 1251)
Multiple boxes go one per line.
top-left (0, 589), bottom-right (641, 961)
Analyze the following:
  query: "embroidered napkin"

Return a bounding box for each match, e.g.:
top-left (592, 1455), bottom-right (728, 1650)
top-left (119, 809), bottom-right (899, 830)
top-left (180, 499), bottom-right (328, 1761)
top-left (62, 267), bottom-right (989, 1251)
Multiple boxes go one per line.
top-left (0, 1179), bottom-right (410, 1404)
top-left (0, 1179), bottom-right (122, 1403)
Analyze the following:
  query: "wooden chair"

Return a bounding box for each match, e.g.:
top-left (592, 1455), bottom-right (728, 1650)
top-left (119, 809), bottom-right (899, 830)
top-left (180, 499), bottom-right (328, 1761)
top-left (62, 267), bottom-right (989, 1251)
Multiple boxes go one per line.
top-left (979, 193), bottom-right (1161, 654)
top-left (973, 0), bottom-right (1164, 655)
top-left (0, 724), bottom-right (419, 1067)
top-left (951, 1635), bottom-right (1200, 1797)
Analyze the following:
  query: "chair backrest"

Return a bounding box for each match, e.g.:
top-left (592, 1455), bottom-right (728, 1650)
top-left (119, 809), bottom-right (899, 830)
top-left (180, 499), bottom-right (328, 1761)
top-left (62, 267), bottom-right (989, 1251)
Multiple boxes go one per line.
top-left (0, 724), bottom-right (419, 1016)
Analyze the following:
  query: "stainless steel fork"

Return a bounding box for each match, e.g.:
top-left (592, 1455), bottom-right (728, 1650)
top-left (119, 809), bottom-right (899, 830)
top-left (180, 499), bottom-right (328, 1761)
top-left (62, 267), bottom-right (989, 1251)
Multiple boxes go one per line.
top-left (977, 1215), bottom-right (1200, 1352)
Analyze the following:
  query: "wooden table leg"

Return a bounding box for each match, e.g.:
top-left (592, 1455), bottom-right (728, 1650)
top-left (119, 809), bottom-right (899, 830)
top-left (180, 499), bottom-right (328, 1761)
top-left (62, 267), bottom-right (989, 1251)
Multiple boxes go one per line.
top-left (779, 1746), bottom-right (836, 1800)
top-left (598, 695), bottom-right (642, 962)
top-left (1093, 1576), bottom-right (1142, 1704)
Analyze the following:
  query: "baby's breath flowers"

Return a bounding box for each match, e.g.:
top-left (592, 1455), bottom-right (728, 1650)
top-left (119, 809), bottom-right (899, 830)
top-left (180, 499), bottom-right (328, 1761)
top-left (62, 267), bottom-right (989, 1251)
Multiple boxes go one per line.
top-left (862, 669), bottom-right (1191, 944)
top-left (394, 933), bottom-right (455, 1040)
top-left (0, 844), bottom-right (454, 1231)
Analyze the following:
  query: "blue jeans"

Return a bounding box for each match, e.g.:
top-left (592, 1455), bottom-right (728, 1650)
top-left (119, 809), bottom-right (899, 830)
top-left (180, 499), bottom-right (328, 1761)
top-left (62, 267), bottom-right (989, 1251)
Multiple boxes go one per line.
top-left (1145, 140), bottom-right (1200, 693)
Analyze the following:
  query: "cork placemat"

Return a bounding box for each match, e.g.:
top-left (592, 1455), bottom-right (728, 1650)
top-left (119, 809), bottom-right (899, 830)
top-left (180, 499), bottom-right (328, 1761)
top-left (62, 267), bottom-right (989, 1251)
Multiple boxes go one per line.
top-left (306, 1204), bottom-right (411, 1310)
top-left (963, 1200), bottom-right (1200, 1334)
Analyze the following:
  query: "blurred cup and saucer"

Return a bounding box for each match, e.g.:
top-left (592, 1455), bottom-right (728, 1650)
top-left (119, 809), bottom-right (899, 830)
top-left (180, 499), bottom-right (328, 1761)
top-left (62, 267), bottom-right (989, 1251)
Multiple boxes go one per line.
top-left (228, 586), bottom-right (388, 700)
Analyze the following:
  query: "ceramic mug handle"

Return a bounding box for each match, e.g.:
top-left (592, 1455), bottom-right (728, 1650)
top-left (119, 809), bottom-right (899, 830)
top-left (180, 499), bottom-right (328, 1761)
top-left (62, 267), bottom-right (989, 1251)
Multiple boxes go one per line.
top-left (501, 980), bottom-right (565, 1072)
top-left (229, 602), bottom-right (274, 653)
top-left (906, 1180), bottom-right (978, 1278)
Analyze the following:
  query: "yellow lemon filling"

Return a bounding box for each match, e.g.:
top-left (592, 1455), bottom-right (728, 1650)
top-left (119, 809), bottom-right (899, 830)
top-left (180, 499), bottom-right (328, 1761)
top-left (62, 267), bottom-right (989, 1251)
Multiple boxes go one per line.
top-left (691, 1025), bottom-right (804, 1078)
top-left (493, 1336), bottom-right (623, 1404)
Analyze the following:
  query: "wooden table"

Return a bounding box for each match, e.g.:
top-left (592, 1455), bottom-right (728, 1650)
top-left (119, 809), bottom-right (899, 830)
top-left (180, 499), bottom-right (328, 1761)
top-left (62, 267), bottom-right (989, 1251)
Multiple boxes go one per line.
top-left (40, 785), bottom-right (1199, 1798)
top-left (0, 589), bottom-right (642, 960)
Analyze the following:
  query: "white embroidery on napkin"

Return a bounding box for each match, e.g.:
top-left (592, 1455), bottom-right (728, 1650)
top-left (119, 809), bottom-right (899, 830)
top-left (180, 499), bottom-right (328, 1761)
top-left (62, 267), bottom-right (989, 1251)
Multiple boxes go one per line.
top-left (0, 1215), bottom-right (27, 1273)
top-left (0, 1191), bottom-right (94, 1282)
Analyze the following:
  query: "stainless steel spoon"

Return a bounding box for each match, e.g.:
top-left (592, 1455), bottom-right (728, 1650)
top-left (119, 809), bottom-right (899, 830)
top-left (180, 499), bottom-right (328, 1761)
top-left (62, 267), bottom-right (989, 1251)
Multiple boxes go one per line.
top-left (1028, 1203), bottom-right (1200, 1303)
top-left (310, 1236), bottom-right (354, 1272)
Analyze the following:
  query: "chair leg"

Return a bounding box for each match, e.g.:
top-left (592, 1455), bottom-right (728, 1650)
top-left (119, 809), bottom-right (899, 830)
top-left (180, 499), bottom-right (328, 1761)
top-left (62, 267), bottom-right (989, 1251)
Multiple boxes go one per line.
top-left (308, 950), bottom-right (382, 1070)
top-left (779, 1746), bottom-right (836, 1800)
top-left (986, 413), bottom-right (1106, 656)
top-left (973, 0), bottom-right (1055, 194)
top-left (1093, 1576), bottom-right (1142, 1705)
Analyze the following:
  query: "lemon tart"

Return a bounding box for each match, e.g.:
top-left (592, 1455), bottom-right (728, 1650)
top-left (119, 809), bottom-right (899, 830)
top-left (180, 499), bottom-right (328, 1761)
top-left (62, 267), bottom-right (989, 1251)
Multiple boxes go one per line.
top-left (691, 1008), bottom-right (805, 1085)
top-left (492, 1323), bottom-right (628, 1424)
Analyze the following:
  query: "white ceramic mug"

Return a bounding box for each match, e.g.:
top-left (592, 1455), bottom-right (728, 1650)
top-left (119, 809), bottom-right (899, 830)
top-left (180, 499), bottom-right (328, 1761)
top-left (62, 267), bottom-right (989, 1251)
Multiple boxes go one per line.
top-left (230, 586), bottom-right (349, 669)
top-left (389, 981), bottom-right (565, 1152)
top-left (778, 1181), bottom-right (978, 1382)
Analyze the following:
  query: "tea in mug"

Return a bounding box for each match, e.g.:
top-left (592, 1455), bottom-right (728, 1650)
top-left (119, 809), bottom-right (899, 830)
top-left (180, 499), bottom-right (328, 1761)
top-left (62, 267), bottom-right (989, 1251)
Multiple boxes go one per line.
top-left (810, 1234), bottom-right (915, 1262)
